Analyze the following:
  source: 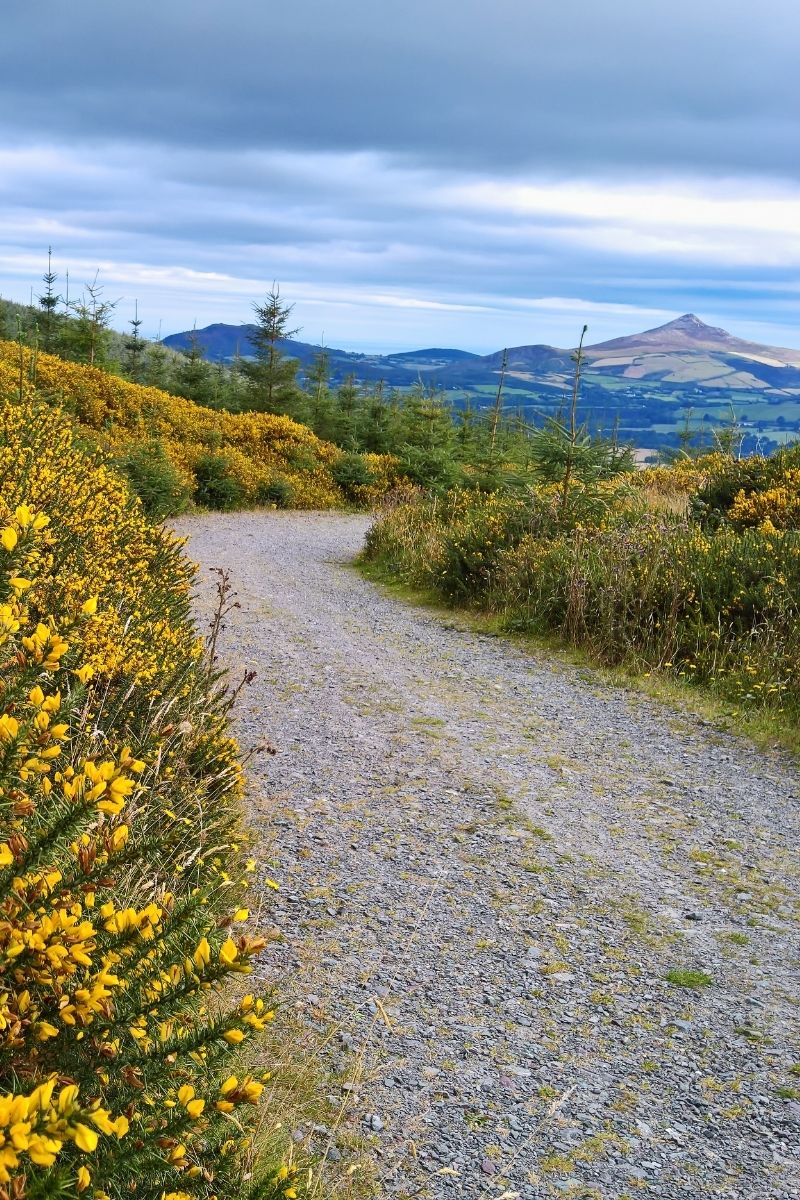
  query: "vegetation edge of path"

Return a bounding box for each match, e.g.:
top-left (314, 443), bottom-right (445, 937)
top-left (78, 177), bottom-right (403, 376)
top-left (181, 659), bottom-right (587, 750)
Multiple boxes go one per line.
top-left (354, 556), bottom-right (799, 758)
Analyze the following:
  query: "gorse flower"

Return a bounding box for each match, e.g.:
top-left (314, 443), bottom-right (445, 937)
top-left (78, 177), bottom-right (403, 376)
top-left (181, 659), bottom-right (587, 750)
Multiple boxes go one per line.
top-left (0, 339), bottom-right (397, 515)
top-left (0, 394), bottom-right (306, 1197)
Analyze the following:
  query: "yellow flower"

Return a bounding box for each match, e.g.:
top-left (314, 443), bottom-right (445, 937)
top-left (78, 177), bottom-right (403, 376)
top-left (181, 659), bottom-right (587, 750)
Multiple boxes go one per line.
top-left (81, 595), bottom-right (99, 616)
top-left (193, 937), bottom-right (211, 968)
top-left (0, 714), bottom-right (19, 741)
top-left (77, 1166), bottom-right (91, 1191)
top-left (72, 1123), bottom-right (99, 1153)
top-left (0, 527), bottom-right (18, 552)
top-left (219, 938), bottom-right (238, 966)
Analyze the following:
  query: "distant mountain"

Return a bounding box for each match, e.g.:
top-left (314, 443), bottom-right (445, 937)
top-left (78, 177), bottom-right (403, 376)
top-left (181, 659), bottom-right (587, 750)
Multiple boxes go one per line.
top-left (163, 315), bottom-right (800, 453)
top-left (587, 313), bottom-right (800, 365)
top-left (162, 324), bottom-right (478, 382)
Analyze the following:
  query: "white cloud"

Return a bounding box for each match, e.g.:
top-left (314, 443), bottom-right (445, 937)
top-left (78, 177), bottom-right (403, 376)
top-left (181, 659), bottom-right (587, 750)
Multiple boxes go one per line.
top-left (1, 143), bottom-right (798, 352)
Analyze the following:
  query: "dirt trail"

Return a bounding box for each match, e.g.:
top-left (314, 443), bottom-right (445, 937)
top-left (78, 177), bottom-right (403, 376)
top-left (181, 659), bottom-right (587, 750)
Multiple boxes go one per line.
top-left (178, 510), bottom-right (800, 1200)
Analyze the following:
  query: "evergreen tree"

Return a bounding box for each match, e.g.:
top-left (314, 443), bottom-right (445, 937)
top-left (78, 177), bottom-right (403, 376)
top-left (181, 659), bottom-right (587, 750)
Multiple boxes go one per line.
top-left (123, 300), bottom-right (146, 383)
top-left (240, 284), bottom-right (304, 419)
top-left (359, 380), bottom-right (399, 453)
top-left (332, 374), bottom-right (362, 447)
top-left (210, 360), bottom-right (248, 411)
top-left (398, 386), bottom-right (461, 489)
top-left (37, 247), bottom-right (62, 354)
top-left (173, 330), bottom-right (215, 406)
top-left (454, 397), bottom-right (481, 462)
top-left (63, 272), bottom-right (117, 366)
top-left (144, 341), bottom-right (172, 390)
top-left (304, 346), bottom-right (335, 440)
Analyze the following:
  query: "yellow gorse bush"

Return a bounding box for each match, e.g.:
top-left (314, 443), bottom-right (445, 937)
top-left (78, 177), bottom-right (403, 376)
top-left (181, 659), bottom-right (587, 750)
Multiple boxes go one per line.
top-left (728, 469), bottom-right (800, 530)
top-left (0, 402), bottom-right (198, 683)
top-left (0, 340), bottom-right (398, 513)
top-left (0, 395), bottom-right (307, 1199)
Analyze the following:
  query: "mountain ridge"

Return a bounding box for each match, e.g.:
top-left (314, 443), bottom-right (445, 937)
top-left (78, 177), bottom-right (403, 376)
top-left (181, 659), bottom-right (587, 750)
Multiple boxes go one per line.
top-left (163, 313), bottom-right (800, 370)
top-left (162, 314), bottom-right (800, 452)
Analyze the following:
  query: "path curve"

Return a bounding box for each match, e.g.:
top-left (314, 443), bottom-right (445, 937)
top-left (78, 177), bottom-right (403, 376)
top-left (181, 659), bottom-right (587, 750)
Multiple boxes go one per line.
top-left (177, 511), bottom-right (800, 1200)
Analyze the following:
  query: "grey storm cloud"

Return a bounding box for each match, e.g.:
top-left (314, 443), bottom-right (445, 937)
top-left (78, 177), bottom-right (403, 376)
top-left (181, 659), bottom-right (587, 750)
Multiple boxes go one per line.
top-left (1, 1), bottom-right (798, 351)
top-left (2, 0), bottom-right (799, 179)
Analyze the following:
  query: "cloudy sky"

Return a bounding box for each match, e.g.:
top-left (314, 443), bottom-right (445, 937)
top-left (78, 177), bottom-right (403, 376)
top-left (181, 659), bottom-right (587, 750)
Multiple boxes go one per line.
top-left (1, 0), bottom-right (798, 352)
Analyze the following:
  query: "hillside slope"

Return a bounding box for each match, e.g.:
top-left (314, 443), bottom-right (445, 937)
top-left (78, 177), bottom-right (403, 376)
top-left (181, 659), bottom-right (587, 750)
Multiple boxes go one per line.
top-left (0, 340), bottom-right (395, 510)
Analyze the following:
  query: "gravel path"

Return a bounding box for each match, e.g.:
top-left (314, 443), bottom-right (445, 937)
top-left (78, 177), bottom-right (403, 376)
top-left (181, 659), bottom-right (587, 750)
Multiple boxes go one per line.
top-left (177, 511), bottom-right (800, 1200)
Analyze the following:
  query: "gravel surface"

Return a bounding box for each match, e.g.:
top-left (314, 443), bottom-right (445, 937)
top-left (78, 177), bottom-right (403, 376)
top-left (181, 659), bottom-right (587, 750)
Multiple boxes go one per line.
top-left (177, 510), bottom-right (800, 1200)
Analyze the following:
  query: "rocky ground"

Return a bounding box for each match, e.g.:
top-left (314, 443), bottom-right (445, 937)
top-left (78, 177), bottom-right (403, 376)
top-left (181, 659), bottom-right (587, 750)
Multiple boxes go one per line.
top-left (177, 510), bottom-right (800, 1200)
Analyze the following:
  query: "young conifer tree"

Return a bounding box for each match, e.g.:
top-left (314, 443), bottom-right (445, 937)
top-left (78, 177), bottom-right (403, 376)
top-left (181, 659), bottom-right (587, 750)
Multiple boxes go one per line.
top-left (144, 340), bottom-right (172, 390)
top-left (331, 374), bottom-right (362, 448)
top-left (240, 285), bottom-right (304, 420)
top-left (65, 272), bottom-right (117, 366)
top-left (37, 247), bottom-right (62, 354)
top-left (174, 329), bottom-right (215, 406)
top-left (398, 385), bottom-right (461, 489)
top-left (123, 300), bottom-right (146, 383)
top-left (359, 380), bottom-right (398, 454)
top-left (304, 344), bottom-right (335, 440)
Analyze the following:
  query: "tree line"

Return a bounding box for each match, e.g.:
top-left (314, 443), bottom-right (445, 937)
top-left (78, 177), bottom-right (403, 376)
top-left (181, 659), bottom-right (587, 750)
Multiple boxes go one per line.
top-left (3, 255), bottom-right (636, 492)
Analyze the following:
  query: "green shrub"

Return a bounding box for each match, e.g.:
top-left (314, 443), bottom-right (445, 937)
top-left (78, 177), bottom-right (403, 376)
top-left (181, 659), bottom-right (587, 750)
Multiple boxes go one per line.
top-left (193, 452), bottom-right (245, 510)
top-left (121, 438), bottom-right (193, 519)
top-left (363, 478), bottom-right (800, 724)
top-left (331, 451), bottom-right (376, 500)
top-left (257, 475), bottom-right (296, 509)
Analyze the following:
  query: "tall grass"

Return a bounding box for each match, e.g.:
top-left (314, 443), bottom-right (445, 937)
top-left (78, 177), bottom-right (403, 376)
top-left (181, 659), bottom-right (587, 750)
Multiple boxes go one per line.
top-left (363, 460), bottom-right (800, 728)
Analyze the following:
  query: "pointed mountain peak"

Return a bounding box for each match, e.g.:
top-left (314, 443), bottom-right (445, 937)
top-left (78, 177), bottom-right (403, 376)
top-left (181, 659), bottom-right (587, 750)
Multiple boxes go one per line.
top-left (666, 312), bottom-right (704, 327)
top-left (588, 313), bottom-right (736, 354)
top-left (659, 313), bottom-right (730, 337)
